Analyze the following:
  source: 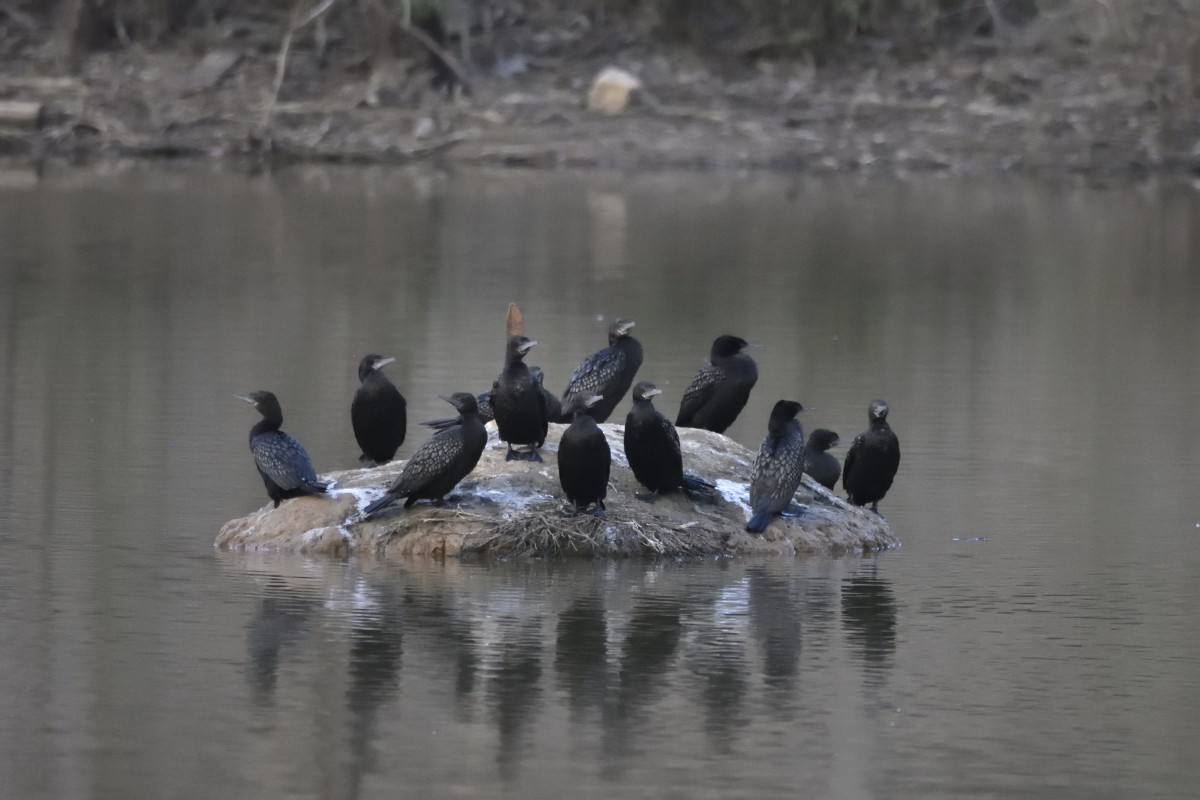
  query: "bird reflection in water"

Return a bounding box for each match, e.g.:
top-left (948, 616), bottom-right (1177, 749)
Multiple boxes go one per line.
top-left (245, 578), bottom-right (318, 705)
top-left (841, 566), bottom-right (898, 688)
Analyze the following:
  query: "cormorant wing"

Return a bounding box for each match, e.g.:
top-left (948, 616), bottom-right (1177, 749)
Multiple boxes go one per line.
top-left (254, 432), bottom-right (319, 490)
top-left (842, 432), bottom-right (865, 489)
top-left (562, 347), bottom-right (623, 399)
top-left (676, 363), bottom-right (722, 425)
top-left (662, 416), bottom-right (681, 455)
top-left (389, 426), bottom-right (463, 495)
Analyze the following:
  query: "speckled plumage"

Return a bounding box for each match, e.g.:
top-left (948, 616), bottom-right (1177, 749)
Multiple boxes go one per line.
top-left (842, 399), bottom-right (900, 514)
top-left (804, 428), bottom-right (842, 491)
top-left (492, 335), bottom-right (548, 461)
top-left (351, 354), bottom-right (407, 465)
top-left (558, 394), bottom-right (611, 515)
top-left (361, 392), bottom-right (487, 518)
top-left (559, 319), bottom-right (643, 424)
top-left (746, 400), bottom-right (806, 533)
top-left (239, 390), bottom-right (330, 508)
top-left (676, 335), bottom-right (758, 434)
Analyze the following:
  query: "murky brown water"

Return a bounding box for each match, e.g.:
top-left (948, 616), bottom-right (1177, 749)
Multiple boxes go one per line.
top-left (1, 164), bottom-right (1198, 799)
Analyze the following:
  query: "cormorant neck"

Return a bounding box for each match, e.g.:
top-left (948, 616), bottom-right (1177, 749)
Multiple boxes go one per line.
top-left (251, 415), bottom-right (281, 437)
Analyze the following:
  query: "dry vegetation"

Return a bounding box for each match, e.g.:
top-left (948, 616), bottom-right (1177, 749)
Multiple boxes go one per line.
top-left (0, 0), bottom-right (1196, 173)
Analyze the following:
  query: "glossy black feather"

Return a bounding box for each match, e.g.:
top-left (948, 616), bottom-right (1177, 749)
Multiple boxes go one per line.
top-left (560, 319), bottom-right (643, 424)
top-left (624, 381), bottom-right (686, 494)
top-left (558, 395), bottom-right (611, 515)
top-left (746, 400), bottom-right (805, 533)
top-left (351, 354), bottom-right (407, 464)
top-left (676, 335), bottom-right (758, 434)
top-left (492, 336), bottom-right (548, 459)
top-left (803, 428), bottom-right (841, 491)
top-left (842, 400), bottom-right (900, 514)
top-left (362, 393), bottom-right (487, 518)
top-left (240, 390), bottom-right (329, 509)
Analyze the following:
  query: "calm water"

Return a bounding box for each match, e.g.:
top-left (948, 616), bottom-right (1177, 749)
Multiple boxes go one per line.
top-left (1, 164), bottom-right (1198, 799)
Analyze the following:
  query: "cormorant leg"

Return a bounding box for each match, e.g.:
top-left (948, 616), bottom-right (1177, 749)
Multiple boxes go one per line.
top-left (525, 449), bottom-right (543, 463)
top-left (870, 502), bottom-right (879, 515)
top-left (592, 506), bottom-right (607, 518)
top-left (505, 445), bottom-right (519, 462)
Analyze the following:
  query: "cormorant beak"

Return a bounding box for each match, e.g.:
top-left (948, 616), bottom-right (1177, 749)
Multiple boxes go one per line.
top-left (645, 388), bottom-right (663, 398)
top-left (372, 356), bottom-right (396, 370)
top-left (745, 342), bottom-right (763, 350)
top-left (831, 437), bottom-right (841, 447)
top-left (617, 320), bottom-right (635, 335)
top-left (438, 394), bottom-right (457, 406)
top-left (234, 394), bottom-right (256, 406)
top-left (518, 340), bottom-right (538, 354)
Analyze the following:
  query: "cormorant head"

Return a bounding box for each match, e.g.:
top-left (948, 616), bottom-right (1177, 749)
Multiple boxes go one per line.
top-left (808, 428), bottom-right (840, 452)
top-left (608, 318), bottom-right (636, 344)
top-left (440, 392), bottom-right (479, 415)
top-left (236, 390), bottom-right (283, 421)
top-left (507, 335), bottom-right (537, 359)
top-left (868, 399), bottom-right (889, 421)
top-left (357, 354), bottom-right (396, 382)
top-left (632, 381), bottom-right (662, 402)
top-left (767, 399), bottom-right (804, 437)
top-left (566, 392), bottom-right (604, 419)
top-left (711, 335), bottom-right (753, 359)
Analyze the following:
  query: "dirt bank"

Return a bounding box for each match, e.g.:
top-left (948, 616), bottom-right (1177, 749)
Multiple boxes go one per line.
top-left (1, 7), bottom-right (1198, 178)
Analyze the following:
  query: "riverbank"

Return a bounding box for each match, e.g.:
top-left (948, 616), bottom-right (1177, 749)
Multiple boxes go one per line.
top-left (2, 9), bottom-right (1198, 178)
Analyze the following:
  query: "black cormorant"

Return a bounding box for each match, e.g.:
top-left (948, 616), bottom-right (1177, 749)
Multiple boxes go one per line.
top-left (559, 318), bottom-right (643, 424)
top-left (361, 392), bottom-right (487, 518)
top-left (624, 381), bottom-right (714, 498)
top-left (842, 399), bottom-right (900, 514)
top-left (492, 335), bottom-right (547, 462)
top-left (238, 390), bottom-right (330, 508)
top-left (351, 354), bottom-right (407, 465)
top-left (804, 428), bottom-right (841, 491)
top-left (557, 394), bottom-right (611, 516)
top-left (675, 334), bottom-right (758, 434)
top-left (746, 399), bottom-right (806, 533)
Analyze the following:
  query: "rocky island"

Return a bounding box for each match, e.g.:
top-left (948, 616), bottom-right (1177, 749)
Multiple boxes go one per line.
top-left (216, 421), bottom-right (898, 559)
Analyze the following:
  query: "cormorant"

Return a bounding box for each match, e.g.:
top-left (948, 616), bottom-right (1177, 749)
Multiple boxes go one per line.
top-left (530, 366), bottom-right (562, 434)
top-left (559, 318), bottom-right (643, 424)
top-left (351, 354), bottom-right (407, 465)
top-left (557, 394), bottom-right (611, 516)
top-left (624, 381), bottom-right (714, 498)
top-left (804, 428), bottom-right (841, 491)
top-left (676, 334), bottom-right (758, 434)
top-left (492, 335), bottom-right (547, 462)
top-left (842, 399), bottom-right (901, 514)
top-left (361, 392), bottom-right (487, 518)
top-left (421, 389), bottom-right (493, 432)
top-left (746, 399), bottom-right (806, 533)
top-left (237, 390), bottom-right (330, 508)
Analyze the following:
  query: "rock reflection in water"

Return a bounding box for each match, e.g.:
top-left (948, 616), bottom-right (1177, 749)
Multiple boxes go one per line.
top-left (237, 559), bottom-right (897, 792)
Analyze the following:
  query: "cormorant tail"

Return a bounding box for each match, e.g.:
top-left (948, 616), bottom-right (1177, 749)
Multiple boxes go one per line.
top-left (361, 494), bottom-right (396, 520)
top-left (745, 511), bottom-right (771, 533)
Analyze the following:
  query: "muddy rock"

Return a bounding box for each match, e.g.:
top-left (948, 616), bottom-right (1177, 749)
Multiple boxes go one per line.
top-left (216, 423), bottom-right (897, 559)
